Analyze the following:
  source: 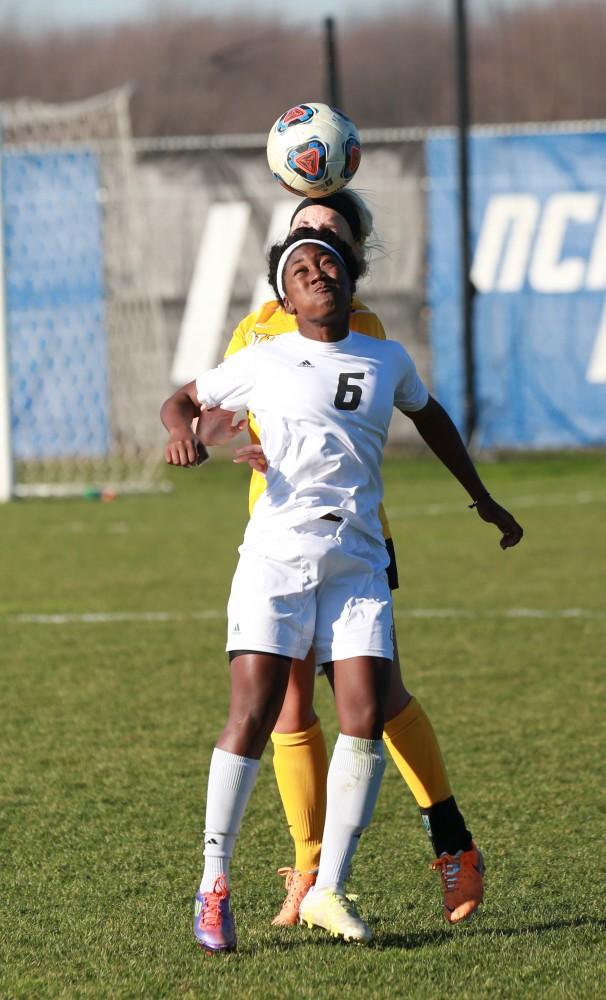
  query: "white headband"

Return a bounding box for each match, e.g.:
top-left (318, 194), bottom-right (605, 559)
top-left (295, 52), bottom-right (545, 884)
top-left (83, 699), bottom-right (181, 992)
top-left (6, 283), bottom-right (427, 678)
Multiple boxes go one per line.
top-left (276, 239), bottom-right (346, 301)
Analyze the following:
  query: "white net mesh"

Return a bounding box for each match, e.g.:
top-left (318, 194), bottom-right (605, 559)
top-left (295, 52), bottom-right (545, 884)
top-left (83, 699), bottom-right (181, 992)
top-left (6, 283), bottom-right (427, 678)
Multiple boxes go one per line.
top-left (1, 88), bottom-right (169, 497)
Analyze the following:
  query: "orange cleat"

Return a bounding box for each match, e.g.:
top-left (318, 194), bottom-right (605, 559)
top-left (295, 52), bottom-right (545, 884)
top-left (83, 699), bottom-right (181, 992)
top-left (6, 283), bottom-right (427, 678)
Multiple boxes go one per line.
top-left (431, 842), bottom-right (485, 923)
top-left (271, 867), bottom-right (317, 926)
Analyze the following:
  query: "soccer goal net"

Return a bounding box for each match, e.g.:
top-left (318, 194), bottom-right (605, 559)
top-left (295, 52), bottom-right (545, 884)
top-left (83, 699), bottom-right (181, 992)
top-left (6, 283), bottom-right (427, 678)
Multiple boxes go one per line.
top-left (0, 87), bottom-right (169, 499)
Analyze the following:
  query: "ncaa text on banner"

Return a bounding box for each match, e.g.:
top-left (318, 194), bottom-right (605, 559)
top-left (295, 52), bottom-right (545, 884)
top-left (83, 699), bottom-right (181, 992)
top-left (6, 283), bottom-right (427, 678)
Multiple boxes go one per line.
top-left (471, 192), bottom-right (606, 382)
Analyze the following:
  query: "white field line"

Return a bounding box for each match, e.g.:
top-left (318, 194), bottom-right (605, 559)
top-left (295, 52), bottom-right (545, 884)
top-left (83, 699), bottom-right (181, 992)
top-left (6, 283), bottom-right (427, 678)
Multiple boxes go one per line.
top-left (388, 489), bottom-right (606, 519)
top-left (4, 610), bottom-right (224, 624)
top-left (2, 607), bottom-right (605, 625)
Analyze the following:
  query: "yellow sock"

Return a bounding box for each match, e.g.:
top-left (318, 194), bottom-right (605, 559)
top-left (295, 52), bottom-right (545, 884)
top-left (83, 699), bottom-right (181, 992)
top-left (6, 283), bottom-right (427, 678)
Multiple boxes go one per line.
top-left (271, 719), bottom-right (328, 872)
top-left (383, 698), bottom-right (452, 808)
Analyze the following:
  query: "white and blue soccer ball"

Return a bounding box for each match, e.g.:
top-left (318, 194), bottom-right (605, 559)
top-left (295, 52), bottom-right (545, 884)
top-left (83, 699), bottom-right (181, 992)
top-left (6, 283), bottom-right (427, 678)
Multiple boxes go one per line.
top-left (266, 102), bottom-right (361, 197)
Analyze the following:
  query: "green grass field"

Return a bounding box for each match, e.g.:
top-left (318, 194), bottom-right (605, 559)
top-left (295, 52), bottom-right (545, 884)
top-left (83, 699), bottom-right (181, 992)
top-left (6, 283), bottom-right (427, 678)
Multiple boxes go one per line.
top-left (1, 453), bottom-right (604, 999)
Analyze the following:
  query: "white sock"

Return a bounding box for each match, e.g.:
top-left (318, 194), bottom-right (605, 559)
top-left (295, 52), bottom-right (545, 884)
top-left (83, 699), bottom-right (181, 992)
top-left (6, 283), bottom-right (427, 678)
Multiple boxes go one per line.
top-left (314, 734), bottom-right (385, 893)
top-left (199, 747), bottom-right (260, 893)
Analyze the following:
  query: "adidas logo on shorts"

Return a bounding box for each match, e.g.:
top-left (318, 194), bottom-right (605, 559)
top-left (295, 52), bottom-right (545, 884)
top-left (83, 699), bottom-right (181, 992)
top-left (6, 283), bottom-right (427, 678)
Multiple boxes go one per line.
top-left (297, 360), bottom-right (314, 367)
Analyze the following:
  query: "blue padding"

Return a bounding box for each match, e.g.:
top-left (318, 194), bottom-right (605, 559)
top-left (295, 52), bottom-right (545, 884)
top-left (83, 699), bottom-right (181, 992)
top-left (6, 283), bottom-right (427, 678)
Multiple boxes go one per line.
top-left (3, 151), bottom-right (109, 459)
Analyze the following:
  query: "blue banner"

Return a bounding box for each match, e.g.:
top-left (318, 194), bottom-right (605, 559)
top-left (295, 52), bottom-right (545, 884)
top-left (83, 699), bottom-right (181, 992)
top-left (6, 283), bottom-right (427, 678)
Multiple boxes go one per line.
top-left (426, 131), bottom-right (606, 448)
top-left (3, 151), bottom-right (109, 459)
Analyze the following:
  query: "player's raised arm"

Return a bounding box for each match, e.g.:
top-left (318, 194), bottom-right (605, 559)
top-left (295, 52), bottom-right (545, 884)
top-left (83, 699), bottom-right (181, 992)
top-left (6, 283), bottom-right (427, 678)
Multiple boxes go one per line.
top-left (403, 395), bottom-right (523, 550)
top-left (160, 381), bottom-right (208, 468)
top-left (162, 347), bottom-right (257, 468)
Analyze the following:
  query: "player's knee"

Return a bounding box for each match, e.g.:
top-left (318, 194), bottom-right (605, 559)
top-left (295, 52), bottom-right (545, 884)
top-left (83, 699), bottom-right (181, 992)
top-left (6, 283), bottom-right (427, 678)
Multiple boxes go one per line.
top-left (340, 701), bottom-right (384, 740)
top-left (274, 700), bottom-right (317, 733)
top-left (384, 685), bottom-right (413, 721)
top-left (223, 695), bottom-right (285, 754)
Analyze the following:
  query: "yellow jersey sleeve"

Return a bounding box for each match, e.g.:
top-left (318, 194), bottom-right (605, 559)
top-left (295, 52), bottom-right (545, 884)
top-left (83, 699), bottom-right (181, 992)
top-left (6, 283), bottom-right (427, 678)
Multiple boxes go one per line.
top-left (224, 316), bottom-right (250, 358)
top-left (224, 301), bottom-right (285, 357)
top-left (224, 297), bottom-right (393, 541)
top-left (349, 305), bottom-right (386, 341)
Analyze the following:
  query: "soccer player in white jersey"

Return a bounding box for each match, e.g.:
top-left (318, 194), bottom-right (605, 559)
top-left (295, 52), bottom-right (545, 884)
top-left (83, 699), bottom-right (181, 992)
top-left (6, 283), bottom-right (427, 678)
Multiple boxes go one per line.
top-left (201, 192), bottom-right (486, 930)
top-left (161, 226), bottom-right (523, 952)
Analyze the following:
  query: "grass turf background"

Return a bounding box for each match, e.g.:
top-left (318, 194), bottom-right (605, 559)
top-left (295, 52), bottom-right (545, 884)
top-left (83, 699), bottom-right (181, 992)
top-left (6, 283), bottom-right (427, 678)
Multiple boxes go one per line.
top-left (1, 453), bottom-right (604, 998)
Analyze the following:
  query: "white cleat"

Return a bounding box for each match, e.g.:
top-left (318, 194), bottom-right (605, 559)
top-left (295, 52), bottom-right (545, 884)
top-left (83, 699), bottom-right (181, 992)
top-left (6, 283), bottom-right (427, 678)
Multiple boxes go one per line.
top-left (299, 886), bottom-right (372, 943)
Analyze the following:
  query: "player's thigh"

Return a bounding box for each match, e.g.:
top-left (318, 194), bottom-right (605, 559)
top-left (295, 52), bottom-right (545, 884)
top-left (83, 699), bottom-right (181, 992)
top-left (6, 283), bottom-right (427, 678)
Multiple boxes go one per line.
top-left (384, 622), bottom-right (413, 720)
top-left (219, 651), bottom-right (292, 758)
top-left (383, 534), bottom-right (413, 716)
top-left (274, 647), bottom-right (317, 733)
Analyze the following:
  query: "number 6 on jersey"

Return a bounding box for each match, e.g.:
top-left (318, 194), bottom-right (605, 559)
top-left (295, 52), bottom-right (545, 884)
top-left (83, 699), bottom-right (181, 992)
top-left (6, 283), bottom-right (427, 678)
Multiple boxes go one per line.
top-left (334, 372), bottom-right (365, 411)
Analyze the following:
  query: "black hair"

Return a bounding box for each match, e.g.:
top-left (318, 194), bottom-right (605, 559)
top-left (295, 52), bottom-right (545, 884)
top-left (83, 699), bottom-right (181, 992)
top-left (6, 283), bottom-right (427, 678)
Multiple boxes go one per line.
top-left (267, 225), bottom-right (362, 303)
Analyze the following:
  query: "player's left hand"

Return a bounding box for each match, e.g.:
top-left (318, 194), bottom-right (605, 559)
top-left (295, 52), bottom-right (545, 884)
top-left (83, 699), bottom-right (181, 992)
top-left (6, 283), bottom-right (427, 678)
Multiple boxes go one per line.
top-left (474, 495), bottom-right (524, 549)
top-left (233, 444), bottom-right (268, 474)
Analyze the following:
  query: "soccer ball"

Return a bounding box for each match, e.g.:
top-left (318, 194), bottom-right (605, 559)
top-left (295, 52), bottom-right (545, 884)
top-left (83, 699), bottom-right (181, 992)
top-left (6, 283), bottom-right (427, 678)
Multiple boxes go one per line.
top-left (266, 102), bottom-right (361, 198)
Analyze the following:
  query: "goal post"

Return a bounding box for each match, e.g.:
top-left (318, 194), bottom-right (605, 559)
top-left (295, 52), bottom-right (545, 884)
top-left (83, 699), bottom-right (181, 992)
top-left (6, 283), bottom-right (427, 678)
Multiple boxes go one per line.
top-left (0, 88), bottom-right (169, 500)
top-left (0, 108), bottom-right (12, 502)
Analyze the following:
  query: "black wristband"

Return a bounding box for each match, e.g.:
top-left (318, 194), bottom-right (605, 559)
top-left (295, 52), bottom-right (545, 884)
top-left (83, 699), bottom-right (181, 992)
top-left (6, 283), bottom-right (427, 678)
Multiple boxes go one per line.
top-left (468, 492), bottom-right (491, 509)
top-left (197, 447), bottom-right (210, 466)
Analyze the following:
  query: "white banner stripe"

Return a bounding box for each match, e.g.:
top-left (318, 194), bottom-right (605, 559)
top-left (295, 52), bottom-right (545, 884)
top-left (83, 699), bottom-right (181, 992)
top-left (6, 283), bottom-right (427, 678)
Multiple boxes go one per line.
top-left (587, 298), bottom-right (606, 382)
top-left (171, 202), bottom-right (251, 384)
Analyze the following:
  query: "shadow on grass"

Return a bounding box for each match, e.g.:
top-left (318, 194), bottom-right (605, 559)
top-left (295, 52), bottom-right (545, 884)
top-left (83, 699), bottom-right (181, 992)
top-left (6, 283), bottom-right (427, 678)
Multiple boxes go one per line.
top-left (375, 915), bottom-right (606, 951)
top-left (240, 915), bottom-right (606, 956)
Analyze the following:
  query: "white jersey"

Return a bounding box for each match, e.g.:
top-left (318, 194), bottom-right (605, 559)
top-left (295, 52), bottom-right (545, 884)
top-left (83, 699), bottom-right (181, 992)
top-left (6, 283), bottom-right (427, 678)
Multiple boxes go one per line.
top-left (196, 330), bottom-right (428, 541)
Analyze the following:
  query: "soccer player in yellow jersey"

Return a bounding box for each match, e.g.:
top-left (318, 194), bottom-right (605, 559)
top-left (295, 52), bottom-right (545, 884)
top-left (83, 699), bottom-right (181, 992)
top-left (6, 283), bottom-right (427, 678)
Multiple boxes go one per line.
top-left (199, 191), bottom-right (487, 927)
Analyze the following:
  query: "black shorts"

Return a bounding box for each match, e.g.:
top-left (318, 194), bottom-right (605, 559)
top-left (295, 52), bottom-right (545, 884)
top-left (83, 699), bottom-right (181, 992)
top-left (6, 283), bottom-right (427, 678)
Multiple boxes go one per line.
top-left (385, 536), bottom-right (399, 592)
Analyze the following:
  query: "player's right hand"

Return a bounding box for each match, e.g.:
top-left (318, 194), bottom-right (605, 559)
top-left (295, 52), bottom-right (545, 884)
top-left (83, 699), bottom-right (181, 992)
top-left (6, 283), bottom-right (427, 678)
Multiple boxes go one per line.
top-left (165, 431), bottom-right (208, 467)
top-left (197, 406), bottom-right (247, 445)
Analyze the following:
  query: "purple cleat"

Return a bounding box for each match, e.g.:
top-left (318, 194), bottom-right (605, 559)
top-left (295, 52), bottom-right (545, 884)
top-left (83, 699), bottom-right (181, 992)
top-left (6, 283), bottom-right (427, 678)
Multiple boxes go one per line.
top-left (193, 875), bottom-right (237, 953)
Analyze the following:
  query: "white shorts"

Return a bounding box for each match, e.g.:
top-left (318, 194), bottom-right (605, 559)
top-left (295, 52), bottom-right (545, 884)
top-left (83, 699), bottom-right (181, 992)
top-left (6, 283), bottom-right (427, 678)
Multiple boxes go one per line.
top-left (226, 517), bottom-right (393, 664)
